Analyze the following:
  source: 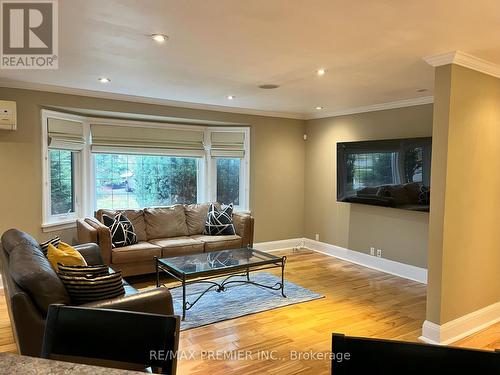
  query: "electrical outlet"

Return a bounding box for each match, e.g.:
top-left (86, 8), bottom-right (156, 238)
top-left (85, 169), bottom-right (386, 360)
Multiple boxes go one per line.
top-left (370, 247), bottom-right (375, 256)
top-left (376, 249), bottom-right (382, 258)
top-left (315, 233), bottom-right (320, 241)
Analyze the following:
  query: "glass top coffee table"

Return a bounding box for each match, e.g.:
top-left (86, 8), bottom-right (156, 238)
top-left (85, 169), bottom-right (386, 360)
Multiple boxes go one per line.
top-left (155, 247), bottom-right (287, 320)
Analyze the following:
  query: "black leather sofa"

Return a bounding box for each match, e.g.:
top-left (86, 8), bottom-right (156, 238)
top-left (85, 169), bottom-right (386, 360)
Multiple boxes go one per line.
top-left (0, 229), bottom-right (174, 357)
top-left (342, 182), bottom-right (430, 212)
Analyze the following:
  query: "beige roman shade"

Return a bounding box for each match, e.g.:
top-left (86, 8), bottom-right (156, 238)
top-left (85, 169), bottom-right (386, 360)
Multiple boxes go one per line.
top-left (47, 118), bottom-right (85, 150)
top-left (90, 124), bottom-right (205, 155)
top-left (210, 131), bottom-right (246, 158)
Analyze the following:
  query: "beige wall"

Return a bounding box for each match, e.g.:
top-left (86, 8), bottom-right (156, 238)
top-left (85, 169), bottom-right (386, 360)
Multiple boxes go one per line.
top-left (304, 105), bottom-right (433, 268)
top-left (426, 65), bottom-right (500, 324)
top-left (0, 88), bottom-right (305, 244)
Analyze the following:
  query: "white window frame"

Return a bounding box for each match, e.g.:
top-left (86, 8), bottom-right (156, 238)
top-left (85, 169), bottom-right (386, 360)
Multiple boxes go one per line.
top-left (41, 110), bottom-right (88, 231)
top-left (207, 126), bottom-right (250, 212)
top-left (42, 111), bottom-right (250, 231)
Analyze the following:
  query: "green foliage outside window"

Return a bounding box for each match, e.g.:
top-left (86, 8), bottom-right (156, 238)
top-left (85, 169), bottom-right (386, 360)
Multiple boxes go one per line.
top-left (94, 154), bottom-right (198, 209)
top-left (50, 150), bottom-right (74, 215)
top-left (216, 158), bottom-right (240, 205)
top-left (345, 148), bottom-right (423, 191)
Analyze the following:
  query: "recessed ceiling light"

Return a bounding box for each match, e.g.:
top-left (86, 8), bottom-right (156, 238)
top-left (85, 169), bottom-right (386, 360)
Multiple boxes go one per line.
top-left (98, 77), bottom-right (110, 83)
top-left (315, 106), bottom-right (324, 110)
top-left (317, 68), bottom-right (326, 76)
top-left (227, 95), bottom-right (235, 100)
top-left (258, 84), bottom-right (280, 89)
top-left (151, 33), bottom-right (168, 43)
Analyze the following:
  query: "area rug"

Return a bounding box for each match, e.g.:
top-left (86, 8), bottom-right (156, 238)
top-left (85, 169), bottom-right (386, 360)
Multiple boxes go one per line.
top-left (170, 272), bottom-right (324, 330)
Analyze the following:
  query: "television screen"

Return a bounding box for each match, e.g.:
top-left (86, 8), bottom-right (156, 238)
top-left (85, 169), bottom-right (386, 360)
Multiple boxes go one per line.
top-left (337, 137), bottom-right (432, 212)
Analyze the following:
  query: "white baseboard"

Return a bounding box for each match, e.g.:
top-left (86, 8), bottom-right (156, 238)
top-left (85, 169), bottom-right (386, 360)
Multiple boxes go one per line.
top-left (419, 302), bottom-right (500, 345)
top-left (253, 238), bottom-right (304, 252)
top-left (254, 237), bottom-right (428, 284)
top-left (304, 238), bottom-right (427, 284)
top-left (256, 238), bottom-right (500, 345)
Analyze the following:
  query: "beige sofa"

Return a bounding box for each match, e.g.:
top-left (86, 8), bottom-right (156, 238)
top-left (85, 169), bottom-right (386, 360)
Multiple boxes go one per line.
top-left (76, 203), bottom-right (254, 277)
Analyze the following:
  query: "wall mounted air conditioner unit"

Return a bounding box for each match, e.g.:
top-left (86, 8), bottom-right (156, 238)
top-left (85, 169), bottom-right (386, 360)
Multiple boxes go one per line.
top-left (0, 101), bottom-right (17, 131)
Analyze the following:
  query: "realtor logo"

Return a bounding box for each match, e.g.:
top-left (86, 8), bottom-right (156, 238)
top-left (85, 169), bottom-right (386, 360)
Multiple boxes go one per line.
top-left (1, 0), bottom-right (58, 69)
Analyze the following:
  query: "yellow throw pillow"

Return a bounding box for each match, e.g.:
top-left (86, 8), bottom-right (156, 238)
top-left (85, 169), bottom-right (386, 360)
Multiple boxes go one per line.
top-left (47, 242), bottom-right (87, 271)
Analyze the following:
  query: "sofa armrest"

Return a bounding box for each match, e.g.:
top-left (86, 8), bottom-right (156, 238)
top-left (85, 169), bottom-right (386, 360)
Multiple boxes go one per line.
top-left (76, 219), bottom-right (97, 244)
top-left (73, 243), bottom-right (104, 265)
top-left (81, 288), bottom-right (174, 316)
top-left (233, 212), bottom-right (254, 247)
top-left (77, 218), bottom-right (112, 265)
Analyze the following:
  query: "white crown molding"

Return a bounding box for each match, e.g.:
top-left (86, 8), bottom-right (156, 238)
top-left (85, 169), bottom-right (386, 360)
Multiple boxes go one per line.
top-left (0, 79), bottom-right (437, 122)
top-left (305, 96), bottom-right (434, 120)
top-left (423, 50), bottom-right (500, 78)
top-left (419, 302), bottom-right (500, 345)
top-left (255, 237), bottom-right (428, 284)
top-left (0, 79), bottom-right (306, 120)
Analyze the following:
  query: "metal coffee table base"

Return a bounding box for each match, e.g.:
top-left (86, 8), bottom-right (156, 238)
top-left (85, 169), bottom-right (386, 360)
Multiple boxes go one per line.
top-left (155, 257), bottom-right (287, 320)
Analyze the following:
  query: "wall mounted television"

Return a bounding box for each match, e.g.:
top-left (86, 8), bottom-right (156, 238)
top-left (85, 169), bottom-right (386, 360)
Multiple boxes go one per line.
top-left (337, 137), bottom-right (432, 212)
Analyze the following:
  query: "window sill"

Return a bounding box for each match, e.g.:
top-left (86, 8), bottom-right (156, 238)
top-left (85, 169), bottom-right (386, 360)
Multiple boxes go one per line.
top-left (41, 219), bottom-right (77, 233)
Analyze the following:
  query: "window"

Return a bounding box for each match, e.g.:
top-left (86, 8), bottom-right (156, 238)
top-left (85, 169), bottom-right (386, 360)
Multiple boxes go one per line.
top-left (94, 154), bottom-right (199, 209)
top-left (41, 110), bottom-right (250, 230)
top-left (348, 152), bottom-right (400, 191)
top-left (216, 158), bottom-right (241, 205)
top-left (42, 111), bottom-right (85, 230)
top-left (49, 150), bottom-right (75, 215)
top-left (347, 148), bottom-right (425, 191)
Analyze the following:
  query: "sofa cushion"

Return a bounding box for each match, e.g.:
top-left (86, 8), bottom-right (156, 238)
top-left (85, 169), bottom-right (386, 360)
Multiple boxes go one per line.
top-left (385, 185), bottom-right (410, 205)
top-left (144, 205), bottom-right (189, 239)
top-left (8, 241), bottom-right (70, 315)
top-left (184, 203), bottom-right (210, 235)
top-left (191, 234), bottom-right (242, 252)
top-left (149, 236), bottom-right (204, 257)
top-left (356, 186), bottom-right (380, 196)
top-left (111, 241), bottom-right (161, 264)
top-left (403, 182), bottom-right (422, 203)
top-left (96, 209), bottom-right (147, 242)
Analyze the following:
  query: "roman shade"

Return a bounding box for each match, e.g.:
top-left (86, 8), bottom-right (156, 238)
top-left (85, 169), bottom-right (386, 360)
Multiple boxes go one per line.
top-left (48, 118), bottom-right (85, 151)
top-left (90, 124), bottom-right (205, 156)
top-left (210, 131), bottom-right (246, 158)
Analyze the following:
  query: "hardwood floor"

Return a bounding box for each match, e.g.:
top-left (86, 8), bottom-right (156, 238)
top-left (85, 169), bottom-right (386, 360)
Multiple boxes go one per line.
top-left (1, 249), bottom-right (499, 374)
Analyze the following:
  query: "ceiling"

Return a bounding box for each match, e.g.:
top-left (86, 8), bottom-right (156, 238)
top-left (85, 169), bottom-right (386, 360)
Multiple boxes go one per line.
top-left (1, 0), bottom-right (499, 119)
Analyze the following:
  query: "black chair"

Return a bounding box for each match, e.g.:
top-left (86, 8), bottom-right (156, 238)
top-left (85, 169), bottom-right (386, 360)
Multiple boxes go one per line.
top-left (331, 333), bottom-right (500, 374)
top-left (42, 305), bottom-right (180, 374)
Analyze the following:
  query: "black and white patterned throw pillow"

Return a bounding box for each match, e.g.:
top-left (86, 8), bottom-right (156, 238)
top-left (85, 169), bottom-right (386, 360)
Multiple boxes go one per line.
top-left (204, 203), bottom-right (236, 236)
top-left (39, 236), bottom-right (60, 255)
top-left (418, 185), bottom-right (430, 205)
top-left (102, 213), bottom-right (137, 248)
